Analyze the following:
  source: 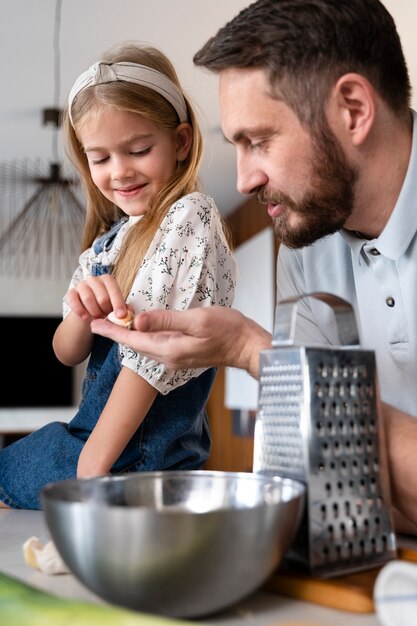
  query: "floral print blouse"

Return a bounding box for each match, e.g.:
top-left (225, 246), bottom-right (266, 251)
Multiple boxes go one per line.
top-left (63, 192), bottom-right (236, 394)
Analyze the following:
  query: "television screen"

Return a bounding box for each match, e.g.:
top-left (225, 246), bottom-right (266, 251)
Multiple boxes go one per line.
top-left (1, 316), bottom-right (74, 408)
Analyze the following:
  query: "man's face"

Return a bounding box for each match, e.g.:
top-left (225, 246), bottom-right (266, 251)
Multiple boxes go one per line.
top-left (219, 67), bottom-right (358, 248)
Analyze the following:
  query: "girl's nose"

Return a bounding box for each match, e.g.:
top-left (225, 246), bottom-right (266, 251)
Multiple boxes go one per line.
top-left (111, 156), bottom-right (134, 181)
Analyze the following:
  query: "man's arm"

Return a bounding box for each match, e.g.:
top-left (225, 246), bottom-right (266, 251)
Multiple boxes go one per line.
top-left (382, 402), bottom-right (417, 534)
top-left (91, 306), bottom-right (272, 379)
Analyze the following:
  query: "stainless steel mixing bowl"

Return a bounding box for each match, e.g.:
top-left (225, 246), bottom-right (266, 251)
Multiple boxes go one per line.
top-left (41, 470), bottom-right (305, 618)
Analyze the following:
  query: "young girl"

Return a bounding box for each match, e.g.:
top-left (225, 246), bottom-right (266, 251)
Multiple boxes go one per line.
top-left (0, 43), bottom-right (236, 510)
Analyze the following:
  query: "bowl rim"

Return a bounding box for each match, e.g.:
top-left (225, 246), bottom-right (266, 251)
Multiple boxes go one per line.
top-left (41, 470), bottom-right (305, 510)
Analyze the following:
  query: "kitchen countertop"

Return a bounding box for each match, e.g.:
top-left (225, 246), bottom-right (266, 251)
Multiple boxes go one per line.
top-left (0, 509), bottom-right (381, 626)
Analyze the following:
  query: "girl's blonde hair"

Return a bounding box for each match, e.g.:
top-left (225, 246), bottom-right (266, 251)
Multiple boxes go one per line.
top-left (63, 43), bottom-right (203, 298)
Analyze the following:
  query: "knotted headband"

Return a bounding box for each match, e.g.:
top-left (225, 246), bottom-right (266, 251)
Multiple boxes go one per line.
top-left (68, 61), bottom-right (188, 127)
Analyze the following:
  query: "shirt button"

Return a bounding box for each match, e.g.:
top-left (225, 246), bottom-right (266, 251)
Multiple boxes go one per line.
top-left (370, 248), bottom-right (380, 256)
top-left (386, 297), bottom-right (395, 307)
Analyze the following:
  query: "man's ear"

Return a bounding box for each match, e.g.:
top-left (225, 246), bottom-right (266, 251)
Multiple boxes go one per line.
top-left (175, 123), bottom-right (193, 161)
top-left (328, 73), bottom-right (376, 147)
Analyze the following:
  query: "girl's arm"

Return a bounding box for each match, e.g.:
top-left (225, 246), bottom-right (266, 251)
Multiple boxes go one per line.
top-left (53, 311), bottom-right (94, 367)
top-left (77, 366), bottom-right (157, 478)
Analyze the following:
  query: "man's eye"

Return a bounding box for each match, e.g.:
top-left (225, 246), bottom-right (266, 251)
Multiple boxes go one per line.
top-left (250, 140), bottom-right (266, 150)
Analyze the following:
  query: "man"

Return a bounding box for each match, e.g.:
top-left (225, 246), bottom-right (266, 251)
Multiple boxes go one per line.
top-left (91, 0), bottom-right (417, 533)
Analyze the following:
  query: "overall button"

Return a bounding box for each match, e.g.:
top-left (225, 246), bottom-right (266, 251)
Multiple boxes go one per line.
top-left (370, 248), bottom-right (380, 256)
top-left (386, 296), bottom-right (395, 307)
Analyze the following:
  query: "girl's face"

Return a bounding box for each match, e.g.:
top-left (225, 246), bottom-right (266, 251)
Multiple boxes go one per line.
top-left (78, 107), bottom-right (191, 216)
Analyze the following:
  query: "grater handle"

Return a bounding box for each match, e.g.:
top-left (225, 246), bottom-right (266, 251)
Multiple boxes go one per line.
top-left (272, 291), bottom-right (360, 347)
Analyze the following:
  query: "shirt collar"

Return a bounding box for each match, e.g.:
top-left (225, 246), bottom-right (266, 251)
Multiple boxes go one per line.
top-left (342, 109), bottom-right (417, 261)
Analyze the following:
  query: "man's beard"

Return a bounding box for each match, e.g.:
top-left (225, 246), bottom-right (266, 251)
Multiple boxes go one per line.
top-left (258, 122), bottom-right (358, 249)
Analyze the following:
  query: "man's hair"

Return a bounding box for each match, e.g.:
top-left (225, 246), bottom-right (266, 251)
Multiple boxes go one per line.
top-left (194, 0), bottom-right (411, 125)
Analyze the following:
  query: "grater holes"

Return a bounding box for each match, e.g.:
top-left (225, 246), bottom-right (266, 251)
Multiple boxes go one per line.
top-left (314, 382), bottom-right (323, 397)
top-left (359, 418), bottom-right (367, 434)
top-left (338, 419), bottom-right (346, 435)
top-left (319, 401), bottom-right (329, 418)
top-left (333, 439), bottom-right (341, 455)
top-left (366, 438), bottom-right (374, 453)
top-left (349, 419), bottom-right (357, 434)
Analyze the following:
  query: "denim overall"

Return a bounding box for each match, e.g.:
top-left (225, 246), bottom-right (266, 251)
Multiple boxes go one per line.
top-left (0, 219), bottom-right (215, 510)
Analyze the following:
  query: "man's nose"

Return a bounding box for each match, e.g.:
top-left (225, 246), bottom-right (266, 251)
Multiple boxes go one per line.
top-left (236, 154), bottom-right (267, 195)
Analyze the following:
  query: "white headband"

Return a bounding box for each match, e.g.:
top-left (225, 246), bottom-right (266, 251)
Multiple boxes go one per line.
top-left (68, 61), bottom-right (188, 127)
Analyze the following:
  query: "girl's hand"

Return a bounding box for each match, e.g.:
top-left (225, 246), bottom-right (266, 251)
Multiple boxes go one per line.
top-left (65, 274), bottom-right (127, 321)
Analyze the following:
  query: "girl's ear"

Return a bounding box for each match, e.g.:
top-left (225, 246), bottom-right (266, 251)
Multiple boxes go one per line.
top-left (175, 123), bottom-right (193, 161)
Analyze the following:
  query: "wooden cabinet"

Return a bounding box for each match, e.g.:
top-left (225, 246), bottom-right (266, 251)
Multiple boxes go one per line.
top-left (204, 367), bottom-right (254, 472)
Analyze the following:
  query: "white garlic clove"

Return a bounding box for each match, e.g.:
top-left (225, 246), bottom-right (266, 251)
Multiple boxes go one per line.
top-left (107, 310), bottom-right (135, 328)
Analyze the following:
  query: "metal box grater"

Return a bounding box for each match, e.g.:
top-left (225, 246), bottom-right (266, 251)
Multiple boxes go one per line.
top-left (253, 292), bottom-right (397, 576)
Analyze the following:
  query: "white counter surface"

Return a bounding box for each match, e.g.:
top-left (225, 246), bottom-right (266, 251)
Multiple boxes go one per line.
top-left (0, 509), bottom-right (380, 626)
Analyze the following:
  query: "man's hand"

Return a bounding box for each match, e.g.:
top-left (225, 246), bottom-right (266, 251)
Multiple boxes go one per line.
top-left (91, 306), bottom-right (272, 378)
